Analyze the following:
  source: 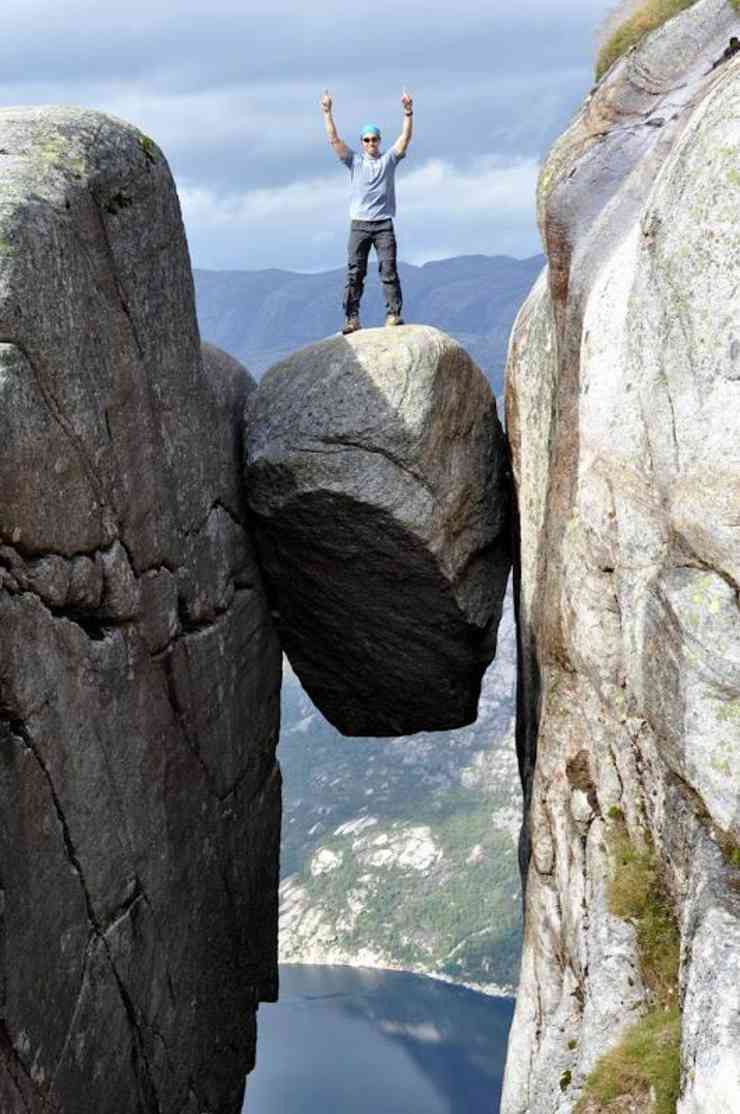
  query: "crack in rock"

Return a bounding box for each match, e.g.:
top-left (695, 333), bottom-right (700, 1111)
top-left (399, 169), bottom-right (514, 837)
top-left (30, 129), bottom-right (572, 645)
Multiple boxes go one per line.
top-left (4, 719), bottom-right (163, 1112)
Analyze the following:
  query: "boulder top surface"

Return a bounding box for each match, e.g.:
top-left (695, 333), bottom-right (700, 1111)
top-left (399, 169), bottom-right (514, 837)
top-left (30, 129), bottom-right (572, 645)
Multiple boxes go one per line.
top-left (247, 324), bottom-right (503, 558)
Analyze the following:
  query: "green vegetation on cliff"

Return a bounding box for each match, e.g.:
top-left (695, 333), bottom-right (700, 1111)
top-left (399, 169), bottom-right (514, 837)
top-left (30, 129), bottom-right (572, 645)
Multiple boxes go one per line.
top-left (596, 0), bottom-right (699, 79)
top-left (608, 824), bottom-right (680, 1001)
top-left (724, 842), bottom-right (740, 868)
top-left (579, 1007), bottom-right (681, 1114)
top-left (598, 0), bottom-right (740, 79)
top-left (576, 819), bottom-right (681, 1113)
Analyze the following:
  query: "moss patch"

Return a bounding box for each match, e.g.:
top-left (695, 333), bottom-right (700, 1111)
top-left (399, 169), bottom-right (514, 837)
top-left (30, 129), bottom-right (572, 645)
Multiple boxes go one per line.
top-left (608, 825), bottom-right (680, 1002)
top-left (596, 0), bottom-right (699, 80)
top-left (726, 845), bottom-right (740, 868)
top-left (717, 831), bottom-right (740, 870)
top-left (576, 1006), bottom-right (681, 1114)
top-left (136, 132), bottom-right (159, 164)
top-left (576, 820), bottom-right (681, 1111)
top-left (566, 751), bottom-right (594, 794)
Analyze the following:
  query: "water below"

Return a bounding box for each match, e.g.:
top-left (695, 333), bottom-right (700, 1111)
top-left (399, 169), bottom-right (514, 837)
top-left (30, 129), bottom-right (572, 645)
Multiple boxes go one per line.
top-left (244, 965), bottom-right (515, 1114)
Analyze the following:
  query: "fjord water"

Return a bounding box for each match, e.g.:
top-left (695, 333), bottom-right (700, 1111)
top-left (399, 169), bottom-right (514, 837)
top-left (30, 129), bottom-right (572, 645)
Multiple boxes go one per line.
top-left (245, 965), bottom-right (515, 1114)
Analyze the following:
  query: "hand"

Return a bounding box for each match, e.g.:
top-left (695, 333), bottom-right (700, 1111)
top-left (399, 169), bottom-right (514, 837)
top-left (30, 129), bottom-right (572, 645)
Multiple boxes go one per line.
top-left (401, 87), bottom-right (413, 112)
top-left (320, 89), bottom-right (332, 113)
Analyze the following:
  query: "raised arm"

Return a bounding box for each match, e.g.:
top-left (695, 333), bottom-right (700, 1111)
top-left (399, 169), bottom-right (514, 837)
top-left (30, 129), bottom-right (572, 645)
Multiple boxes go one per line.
top-left (393, 89), bottom-right (414, 156)
top-left (320, 91), bottom-right (350, 161)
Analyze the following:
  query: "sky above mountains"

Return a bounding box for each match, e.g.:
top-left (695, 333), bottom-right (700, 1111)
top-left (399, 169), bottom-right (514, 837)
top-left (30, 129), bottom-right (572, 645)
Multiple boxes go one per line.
top-left (4, 0), bottom-right (616, 270)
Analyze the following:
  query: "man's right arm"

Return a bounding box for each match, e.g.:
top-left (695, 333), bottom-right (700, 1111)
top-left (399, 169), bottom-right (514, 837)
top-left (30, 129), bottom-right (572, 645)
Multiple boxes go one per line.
top-left (320, 91), bottom-right (350, 161)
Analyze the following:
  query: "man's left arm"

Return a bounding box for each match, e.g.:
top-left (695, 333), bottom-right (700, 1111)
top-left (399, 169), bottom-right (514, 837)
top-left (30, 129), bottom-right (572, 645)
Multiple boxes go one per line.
top-left (393, 90), bottom-right (414, 156)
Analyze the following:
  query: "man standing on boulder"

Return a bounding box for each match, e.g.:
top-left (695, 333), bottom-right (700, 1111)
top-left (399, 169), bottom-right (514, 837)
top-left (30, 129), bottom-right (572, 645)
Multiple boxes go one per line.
top-left (320, 89), bottom-right (413, 334)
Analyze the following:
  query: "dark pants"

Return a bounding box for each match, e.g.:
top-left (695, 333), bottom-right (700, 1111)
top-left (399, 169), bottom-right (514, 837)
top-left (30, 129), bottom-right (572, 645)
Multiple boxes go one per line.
top-left (343, 219), bottom-right (402, 318)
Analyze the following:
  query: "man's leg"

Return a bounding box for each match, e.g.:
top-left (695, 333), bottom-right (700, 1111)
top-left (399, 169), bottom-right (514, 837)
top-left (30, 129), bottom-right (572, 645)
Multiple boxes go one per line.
top-left (342, 224), bottom-right (372, 327)
top-left (374, 224), bottom-right (403, 321)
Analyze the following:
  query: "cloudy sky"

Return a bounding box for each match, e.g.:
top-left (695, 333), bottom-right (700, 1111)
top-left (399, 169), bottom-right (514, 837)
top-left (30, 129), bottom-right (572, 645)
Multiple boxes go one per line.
top-left (3, 0), bottom-right (617, 271)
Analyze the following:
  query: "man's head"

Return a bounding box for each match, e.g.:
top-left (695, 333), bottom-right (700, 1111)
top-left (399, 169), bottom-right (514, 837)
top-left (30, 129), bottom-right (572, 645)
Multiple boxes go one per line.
top-left (361, 124), bottom-right (381, 158)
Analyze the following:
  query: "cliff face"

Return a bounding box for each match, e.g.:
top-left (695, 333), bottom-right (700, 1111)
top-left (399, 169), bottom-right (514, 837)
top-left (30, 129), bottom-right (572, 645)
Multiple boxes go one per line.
top-left (503, 2), bottom-right (740, 1112)
top-left (0, 109), bottom-right (281, 1113)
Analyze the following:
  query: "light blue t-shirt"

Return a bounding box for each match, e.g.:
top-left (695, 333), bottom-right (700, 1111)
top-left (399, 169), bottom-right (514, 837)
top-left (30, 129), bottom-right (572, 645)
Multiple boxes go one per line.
top-left (340, 147), bottom-right (406, 221)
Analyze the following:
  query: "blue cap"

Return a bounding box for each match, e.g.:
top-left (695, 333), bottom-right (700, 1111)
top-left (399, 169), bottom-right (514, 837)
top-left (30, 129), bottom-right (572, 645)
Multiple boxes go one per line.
top-left (361, 124), bottom-right (381, 138)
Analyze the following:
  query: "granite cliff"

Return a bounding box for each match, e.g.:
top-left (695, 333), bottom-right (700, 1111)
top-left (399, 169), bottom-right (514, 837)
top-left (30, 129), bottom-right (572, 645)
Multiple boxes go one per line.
top-left (0, 108), bottom-right (282, 1114)
top-left (502, 2), bottom-right (740, 1111)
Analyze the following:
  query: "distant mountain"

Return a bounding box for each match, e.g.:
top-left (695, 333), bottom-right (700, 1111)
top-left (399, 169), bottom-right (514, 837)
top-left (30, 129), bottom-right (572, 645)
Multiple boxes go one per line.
top-left (193, 252), bottom-right (543, 395)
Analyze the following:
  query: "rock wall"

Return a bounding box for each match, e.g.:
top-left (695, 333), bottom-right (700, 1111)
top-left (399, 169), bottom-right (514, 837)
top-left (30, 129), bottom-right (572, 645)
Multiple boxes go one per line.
top-left (0, 108), bottom-right (281, 1113)
top-left (502, 2), bottom-right (740, 1111)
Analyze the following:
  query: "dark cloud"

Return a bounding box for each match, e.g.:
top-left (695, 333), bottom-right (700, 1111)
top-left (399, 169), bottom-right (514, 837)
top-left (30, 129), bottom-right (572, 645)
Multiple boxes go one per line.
top-left (1, 1), bottom-right (613, 85)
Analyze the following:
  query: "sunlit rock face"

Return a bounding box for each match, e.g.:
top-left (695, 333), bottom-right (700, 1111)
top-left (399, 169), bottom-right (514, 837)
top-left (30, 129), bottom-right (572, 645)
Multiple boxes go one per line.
top-left (502, 2), bottom-right (740, 1111)
top-left (0, 108), bottom-right (281, 1114)
top-left (245, 325), bottom-right (511, 736)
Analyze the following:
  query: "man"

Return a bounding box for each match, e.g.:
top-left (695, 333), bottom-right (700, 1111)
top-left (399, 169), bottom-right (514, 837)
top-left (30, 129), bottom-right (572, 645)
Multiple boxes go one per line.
top-left (710, 35), bottom-right (740, 70)
top-left (320, 89), bottom-right (413, 334)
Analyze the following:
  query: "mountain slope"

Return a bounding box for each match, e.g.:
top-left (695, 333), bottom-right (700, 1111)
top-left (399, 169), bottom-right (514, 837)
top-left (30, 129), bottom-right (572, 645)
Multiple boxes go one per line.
top-left (276, 591), bottom-right (522, 994)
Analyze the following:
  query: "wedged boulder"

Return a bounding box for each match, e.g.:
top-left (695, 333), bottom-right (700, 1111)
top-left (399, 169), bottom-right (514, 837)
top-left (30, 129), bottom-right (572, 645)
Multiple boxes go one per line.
top-left (202, 340), bottom-right (258, 400)
top-left (0, 108), bottom-right (281, 1114)
top-left (245, 325), bottom-right (511, 736)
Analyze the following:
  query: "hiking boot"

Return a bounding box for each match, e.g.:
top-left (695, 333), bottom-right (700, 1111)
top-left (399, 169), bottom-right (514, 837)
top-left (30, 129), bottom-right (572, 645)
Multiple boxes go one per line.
top-left (341, 316), bottom-right (361, 335)
top-left (385, 313), bottom-right (404, 327)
